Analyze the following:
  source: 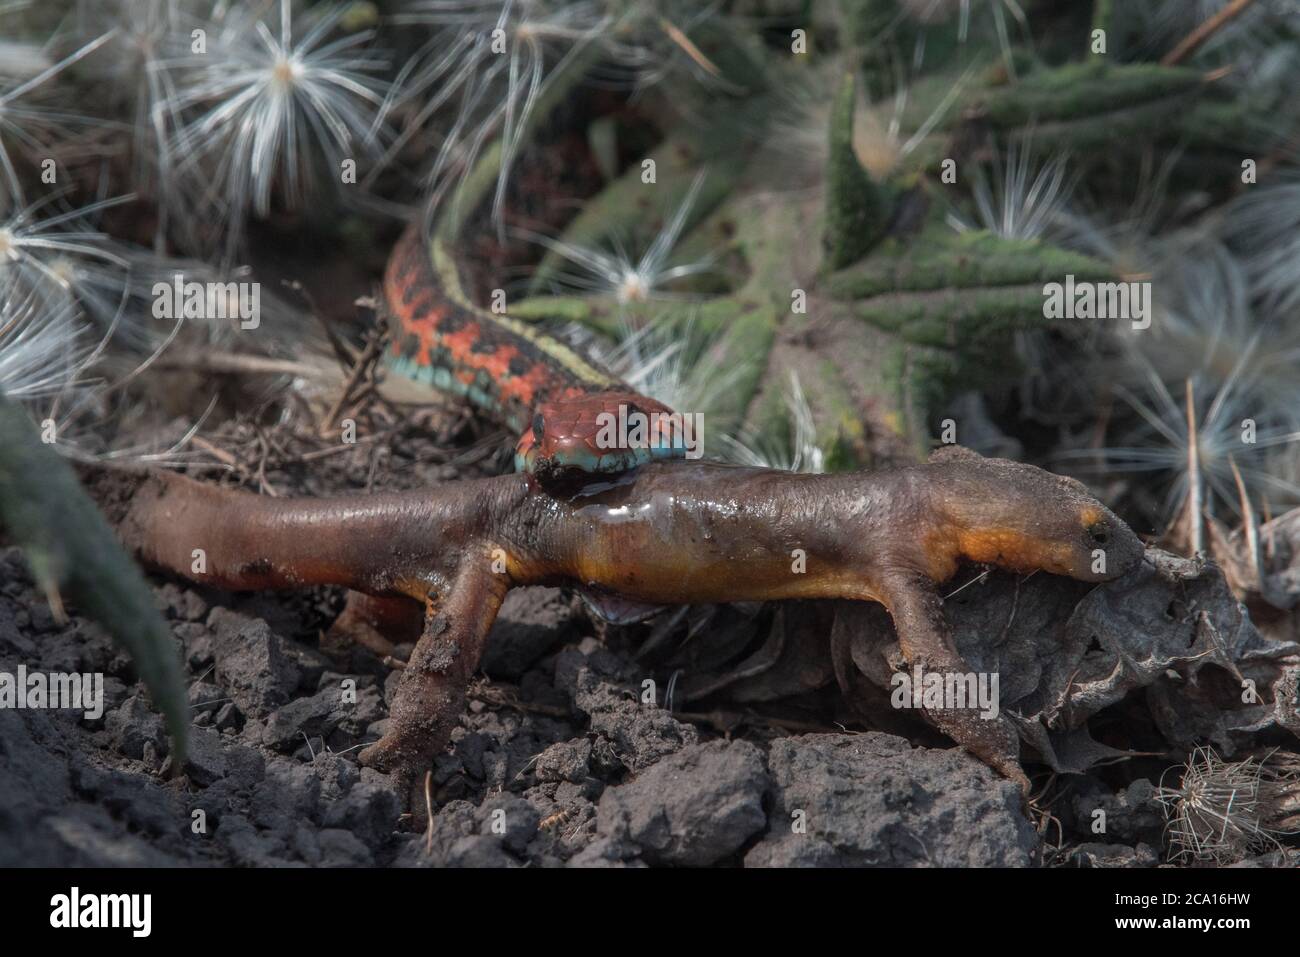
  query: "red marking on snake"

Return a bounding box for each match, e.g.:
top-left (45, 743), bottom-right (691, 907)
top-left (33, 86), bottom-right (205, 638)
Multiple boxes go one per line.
top-left (382, 222), bottom-right (677, 476)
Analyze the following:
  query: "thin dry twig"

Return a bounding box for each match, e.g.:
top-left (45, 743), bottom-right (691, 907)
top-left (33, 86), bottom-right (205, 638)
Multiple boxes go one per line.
top-left (1161, 0), bottom-right (1257, 66)
top-left (154, 351), bottom-right (322, 377)
top-left (322, 327), bottom-right (386, 434)
top-left (658, 17), bottom-right (720, 77)
top-left (468, 682), bottom-right (571, 718)
top-left (424, 770), bottom-right (435, 856)
top-left (188, 435), bottom-right (240, 467)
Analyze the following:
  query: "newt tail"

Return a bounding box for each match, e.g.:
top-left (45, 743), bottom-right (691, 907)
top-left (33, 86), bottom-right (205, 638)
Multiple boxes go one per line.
top-left (85, 447), bottom-right (1144, 802)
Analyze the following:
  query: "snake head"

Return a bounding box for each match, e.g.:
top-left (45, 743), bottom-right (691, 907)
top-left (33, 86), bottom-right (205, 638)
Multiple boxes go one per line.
top-left (515, 390), bottom-right (685, 488)
top-left (924, 446), bottom-right (1144, 583)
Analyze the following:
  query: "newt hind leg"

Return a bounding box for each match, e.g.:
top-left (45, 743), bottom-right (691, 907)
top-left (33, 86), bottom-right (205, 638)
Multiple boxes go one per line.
top-left (324, 591), bottom-right (425, 665)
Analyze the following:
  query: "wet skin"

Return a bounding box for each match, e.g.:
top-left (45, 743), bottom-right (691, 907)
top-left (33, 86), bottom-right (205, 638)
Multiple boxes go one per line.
top-left (86, 447), bottom-right (1144, 800)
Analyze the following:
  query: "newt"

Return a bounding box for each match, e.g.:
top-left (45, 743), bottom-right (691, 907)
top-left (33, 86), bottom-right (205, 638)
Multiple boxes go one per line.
top-left (81, 203), bottom-right (1147, 802)
top-left (84, 445), bottom-right (1144, 800)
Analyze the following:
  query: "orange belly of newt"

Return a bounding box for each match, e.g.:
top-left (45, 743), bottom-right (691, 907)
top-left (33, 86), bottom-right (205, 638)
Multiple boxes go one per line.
top-left (955, 527), bottom-right (1077, 576)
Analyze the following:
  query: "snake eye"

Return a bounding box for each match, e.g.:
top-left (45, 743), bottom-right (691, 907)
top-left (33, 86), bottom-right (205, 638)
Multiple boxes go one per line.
top-left (532, 413), bottom-right (545, 442)
top-left (1086, 522), bottom-right (1110, 546)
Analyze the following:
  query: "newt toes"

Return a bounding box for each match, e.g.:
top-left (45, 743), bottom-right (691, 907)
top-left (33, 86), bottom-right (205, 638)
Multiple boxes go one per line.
top-left (81, 447), bottom-right (1143, 802)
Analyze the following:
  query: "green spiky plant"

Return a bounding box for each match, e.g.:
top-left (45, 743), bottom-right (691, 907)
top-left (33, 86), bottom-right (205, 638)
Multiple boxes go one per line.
top-left (0, 393), bottom-right (188, 763)
top-left (435, 0), bottom-right (1298, 485)
top-left (440, 6), bottom-right (1118, 467)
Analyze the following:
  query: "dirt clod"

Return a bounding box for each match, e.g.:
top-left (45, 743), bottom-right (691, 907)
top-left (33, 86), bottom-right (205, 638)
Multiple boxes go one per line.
top-left (598, 740), bottom-right (770, 866)
top-left (744, 734), bottom-right (1037, 867)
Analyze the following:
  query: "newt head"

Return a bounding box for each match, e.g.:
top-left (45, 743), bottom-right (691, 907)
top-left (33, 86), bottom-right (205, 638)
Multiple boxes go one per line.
top-left (923, 446), bottom-right (1144, 583)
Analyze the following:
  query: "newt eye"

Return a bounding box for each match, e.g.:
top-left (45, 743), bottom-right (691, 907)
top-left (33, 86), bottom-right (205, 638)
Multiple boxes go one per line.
top-left (1086, 522), bottom-right (1110, 546)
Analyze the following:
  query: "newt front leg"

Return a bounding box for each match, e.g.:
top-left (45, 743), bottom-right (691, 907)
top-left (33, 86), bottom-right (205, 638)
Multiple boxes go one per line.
top-left (359, 554), bottom-right (508, 797)
top-left (879, 570), bottom-right (1029, 792)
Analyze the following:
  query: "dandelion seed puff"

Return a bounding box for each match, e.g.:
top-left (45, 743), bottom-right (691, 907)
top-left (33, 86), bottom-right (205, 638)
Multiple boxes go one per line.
top-left (1066, 347), bottom-right (1300, 527)
top-left (0, 29), bottom-right (116, 203)
top-left (518, 171), bottom-right (713, 306)
top-left (169, 0), bottom-right (388, 261)
top-left (387, 1), bottom-right (729, 218)
top-left (0, 185), bottom-right (133, 321)
top-left (722, 371), bottom-right (827, 474)
top-left (947, 140), bottom-right (1073, 242)
top-left (383, 0), bottom-right (607, 219)
top-left (1225, 173), bottom-right (1300, 317)
top-left (1144, 239), bottom-right (1300, 424)
top-left (71, 0), bottom-right (192, 245)
top-left (563, 308), bottom-right (751, 430)
top-left (1052, 225), bottom-right (1300, 527)
top-left (611, 320), bottom-right (742, 418)
top-left (0, 273), bottom-right (90, 401)
top-left (1051, 148), bottom-right (1183, 279)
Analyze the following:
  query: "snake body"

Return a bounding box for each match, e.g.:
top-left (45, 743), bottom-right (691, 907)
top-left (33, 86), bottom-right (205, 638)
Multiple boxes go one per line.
top-left (382, 222), bottom-right (680, 482)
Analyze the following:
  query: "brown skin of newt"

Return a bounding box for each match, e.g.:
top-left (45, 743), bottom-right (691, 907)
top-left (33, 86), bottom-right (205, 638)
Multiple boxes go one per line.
top-left (81, 446), bottom-right (1144, 801)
